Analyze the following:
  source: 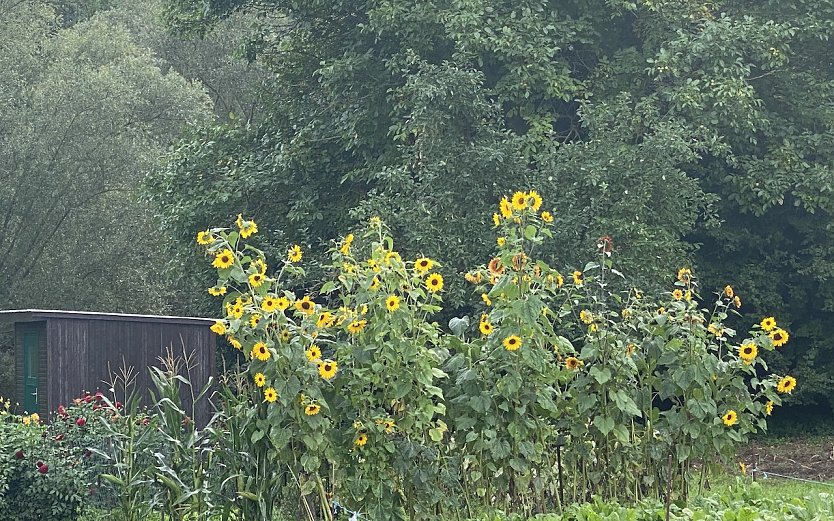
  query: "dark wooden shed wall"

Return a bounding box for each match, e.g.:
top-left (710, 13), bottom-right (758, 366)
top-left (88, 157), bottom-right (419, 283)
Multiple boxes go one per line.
top-left (3, 311), bottom-right (215, 424)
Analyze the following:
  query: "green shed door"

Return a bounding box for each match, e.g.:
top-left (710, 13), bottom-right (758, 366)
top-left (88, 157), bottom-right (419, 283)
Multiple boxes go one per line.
top-left (23, 331), bottom-right (39, 413)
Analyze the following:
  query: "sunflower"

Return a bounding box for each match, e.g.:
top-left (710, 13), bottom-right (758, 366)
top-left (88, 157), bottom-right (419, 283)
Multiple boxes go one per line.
top-left (340, 234), bottom-right (354, 255)
top-left (708, 323), bottom-right (723, 337)
top-left (555, 274), bottom-right (564, 288)
top-left (261, 297), bottom-right (278, 313)
top-left (738, 343), bottom-right (758, 364)
top-left (579, 310), bottom-right (593, 325)
top-left (622, 308), bottom-right (632, 319)
top-left (248, 273), bottom-right (265, 287)
top-left (263, 387), bottom-right (278, 403)
top-left (724, 285), bottom-right (734, 298)
top-left (212, 249), bottom-right (235, 269)
top-left (306, 345), bottom-right (322, 362)
top-left (734, 296), bottom-right (742, 308)
top-left (249, 314), bottom-right (261, 328)
top-left (227, 336), bottom-right (242, 351)
top-left (572, 270), bottom-right (583, 286)
top-left (685, 290), bottom-right (693, 302)
top-left (541, 211), bottom-right (553, 223)
top-left (479, 320), bottom-right (493, 336)
top-left (251, 342), bottom-right (271, 362)
top-left (253, 373), bottom-right (266, 387)
top-left (354, 433), bottom-right (368, 447)
top-left (499, 197), bottom-right (513, 219)
top-left (208, 286), bottom-right (227, 297)
top-left (369, 277), bottom-right (380, 291)
top-left (347, 319), bottom-right (367, 335)
top-left (425, 273), bottom-right (444, 293)
top-left (230, 304), bottom-right (244, 319)
top-left (676, 267), bottom-right (692, 283)
top-left (488, 258), bottom-right (504, 275)
top-left (565, 356), bottom-right (582, 370)
top-left (776, 375), bottom-right (796, 394)
top-left (769, 328), bottom-right (789, 348)
top-left (304, 403), bottom-right (321, 416)
top-left (385, 295), bottom-right (400, 312)
top-left (481, 293), bottom-right (491, 306)
top-left (672, 289), bottom-right (683, 301)
top-left (295, 296), bottom-right (315, 315)
top-left (722, 410), bottom-right (738, 427)
top-left (275, 296), bottom-right (290, 311)
top-left (527, 190), bottom-right (543, 211)
top-left (316, 312), bottom-right (335, 328)
top-left (497, 237), bottom-right (506, 247)
top-left (287, 245), bottom-right (303, 263)
top-left (765, 400), bottom-right (774, 416)
top-left (503, 335), bottom-right (522, 351)
top-left (414, 257), bottom-right (434, 274)
top-left (383, 419), bottom-right (396, 433)
top-left (196, 230), bottom-right (214, 245)
top-left (318, 359), bottom-right (338, 380)
top-left (760, 316), bottom-right (776, 332)
top-left (280, 329), bottom-right (291, 342)
top-left (384, 251), bottom-right (402, 265)
top-left (210, 321), bottom-right (227, 336)
top-left (511, 191), bottom-right (527, 211)
top-left (492, 213), bottom-right (501, 227)
top-left (626, 344), bottom-right (636, 356)
top-left (252, 258), bottom-right (267, 274)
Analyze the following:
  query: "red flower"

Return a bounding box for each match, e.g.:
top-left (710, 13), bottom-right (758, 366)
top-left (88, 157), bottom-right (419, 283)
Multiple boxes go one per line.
top-left (37, 464), bottom-right (48, 474)
top-left (115, 401), bottom-right (123, 410)
top-left (142, 418), bottom-right (150, 426)
top-left (57, 405), bottom-right (67, 417)
top-left (14, 450), bottom-right (24, 459)
top-left (76, 417), bottom-right (86, 427)
top-left (82, 394), bottom-right (92, 404)
top-left (93, 404), bottom-right (100, 411)
top-left (36, 460), bottom-right (43, 467)
top-left (94, 391), bottom-right (103, 402)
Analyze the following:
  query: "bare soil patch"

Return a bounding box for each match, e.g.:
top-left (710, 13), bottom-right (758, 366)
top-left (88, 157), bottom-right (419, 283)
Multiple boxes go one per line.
top-left (737, 437), bottom-right (834, 481)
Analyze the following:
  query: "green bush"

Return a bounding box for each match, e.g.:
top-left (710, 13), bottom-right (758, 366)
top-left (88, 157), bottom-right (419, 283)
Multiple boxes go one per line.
top-left (0, 403), bottom-right (85, 521)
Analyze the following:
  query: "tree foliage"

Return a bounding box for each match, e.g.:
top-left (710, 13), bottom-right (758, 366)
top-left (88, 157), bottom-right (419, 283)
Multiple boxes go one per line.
top-left (150, 0), bottom-right (834, 407)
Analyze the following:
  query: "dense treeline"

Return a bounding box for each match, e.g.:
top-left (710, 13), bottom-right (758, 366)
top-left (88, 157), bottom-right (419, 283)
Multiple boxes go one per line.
top-left (0, 0), bottom-right (832, 412)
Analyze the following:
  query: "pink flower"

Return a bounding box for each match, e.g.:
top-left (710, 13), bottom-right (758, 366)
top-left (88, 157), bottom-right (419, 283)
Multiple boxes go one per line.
top-left (57, 405), bottom-right (67, 417)
top-left (76, 417), bottom-right (86, 427)
top-left (14, 450), bottom-right (24, 459)
top-left (37, 464), bottom-right (48, 474)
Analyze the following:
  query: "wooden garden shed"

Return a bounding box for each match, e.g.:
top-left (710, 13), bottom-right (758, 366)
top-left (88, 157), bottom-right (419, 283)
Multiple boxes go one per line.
top-left (0, 309), bottom-right (216, 422)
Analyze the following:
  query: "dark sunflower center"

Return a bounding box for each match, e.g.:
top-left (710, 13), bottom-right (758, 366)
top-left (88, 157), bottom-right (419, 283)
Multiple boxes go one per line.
top-left (324, 364), bottom-right (332, 371)
top-left (743, 347), bottom-right (753, 354)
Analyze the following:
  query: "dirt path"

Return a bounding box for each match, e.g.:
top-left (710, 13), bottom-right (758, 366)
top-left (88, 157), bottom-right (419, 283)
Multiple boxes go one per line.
top-left (737, 437), bottom-right (834, 481)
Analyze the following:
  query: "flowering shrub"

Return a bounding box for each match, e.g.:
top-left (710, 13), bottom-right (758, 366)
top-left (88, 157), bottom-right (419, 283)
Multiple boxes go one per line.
top-left (0, 397), bottom-right (85, 521)
top-left (197, 193), bottom-right (795, 519)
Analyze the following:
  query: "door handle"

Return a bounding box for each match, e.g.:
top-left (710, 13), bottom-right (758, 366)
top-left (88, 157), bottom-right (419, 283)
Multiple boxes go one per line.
top-left (31, 388), bottom-right (37, 404)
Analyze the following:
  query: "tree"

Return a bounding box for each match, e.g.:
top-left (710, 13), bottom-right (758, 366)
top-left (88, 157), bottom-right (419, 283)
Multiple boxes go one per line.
top-left (151, 0), bottom-right (834, 408)
top-left (0, 0), bottom-right (213, 313)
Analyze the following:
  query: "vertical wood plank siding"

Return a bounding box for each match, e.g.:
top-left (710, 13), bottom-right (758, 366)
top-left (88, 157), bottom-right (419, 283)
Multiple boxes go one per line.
top-left (2, 311), bottom-right (215, 424)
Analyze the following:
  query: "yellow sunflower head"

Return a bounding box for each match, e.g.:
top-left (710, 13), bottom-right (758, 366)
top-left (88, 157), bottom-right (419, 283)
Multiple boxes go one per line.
top-left (196, 230), bottom-right (214, 245)
top-left (385, 295), bottom-right (400, 312)
top-left (765, 400), bottom-right (774, 416)
top-left (251, 342), bottom-right (271, 362)
top-left (541, 211), bottom-right (553, 223)
top-left (565, 356), bottom-right (582, 370)
top-left (492, 213), bottom-right (501, 227)
top-left (722, 410), bottom-right (738, 427)
top-left (263, 387), bottom-right (278, 403)
top-left (724, 285), bottom-right (734, 298)
top-left (738, 342), bottom-right (758, 364)
top-left (481, 293), bottom-right (491, 306)
top-left (425, 273), bottom-right (444, 293)
top-left (511, 191), bottom-right (527, 211)
top-left (275, 296), bottom-right (290, 311)
top-left (262, 297), bottom-right (278, 313)
top-left (210, 321), bottom-right (226, 336)
top-left (527, 190), bottom-right (543, 211)
top-left (676, 267), bottom-right (692, 283)
top-left (354, 433), bottom-right (368, 447)
top-left (479, 320), bottom-right (493, 336)
top-left (305, 403), bottom-right (321, 416)
top-left (503, 335), bottom-right (522, 351)
top-left (208, 286), bottom-right (227, 297)
top-left (672, 289), bottom-right (683, 301)
top-left (499, 197), bottom-right (513, 219)
top-left (212, 249), bottom-right (235, 270)
top-left (347, 319), bottom-right (367, 335)
top-left (295, 296), bottom-right (316, 315)
top-left (248, 273), bottom-right (265, 287)
top-left (305, 345), bottom-right (322, 362)
top-left (572, 270), bottom-right (583, 286)
top-left (769, 328), bottom-right (789, 348)
top-left (776, 375), bottom-right (796, 394)
top-left (253, 372), bottom-right (266, 388)
top-left (579, 310), bottom-right (593, 324)
top-left (287, 244), bottom-right (303, 263)
top-left (340, 233), bottom-right (354, 255)
top-left (414, 257), bottom-right (434, 274)
top-left (316, 311), bottom-right (334, 328)
top-left (318, 359), bottom-right (338, 380)
top-left (760, 316), bottom-right (777, 331)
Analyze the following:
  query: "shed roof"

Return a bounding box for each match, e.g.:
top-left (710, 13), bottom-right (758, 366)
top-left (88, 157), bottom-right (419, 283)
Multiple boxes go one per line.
top-left (0, 309), bottom-right (214, 326)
